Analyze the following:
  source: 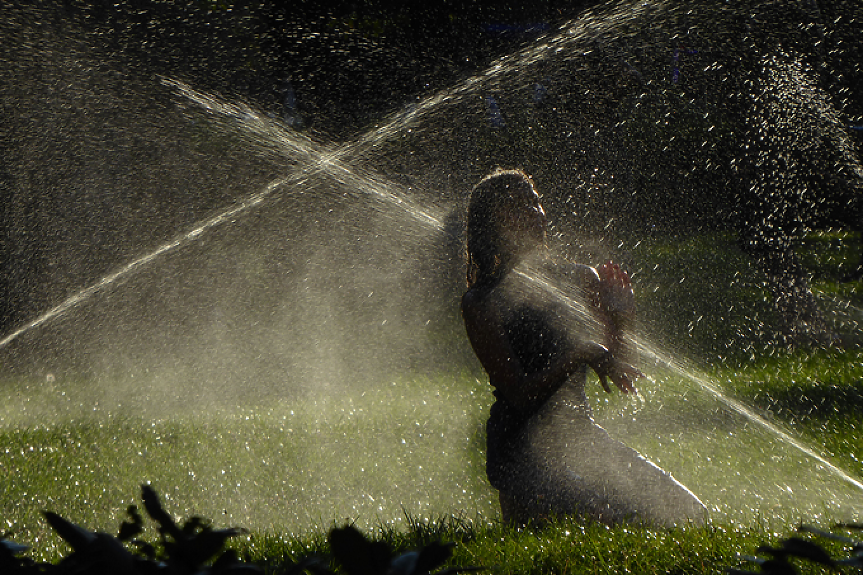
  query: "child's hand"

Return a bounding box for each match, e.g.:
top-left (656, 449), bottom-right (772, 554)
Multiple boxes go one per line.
top-left (596, 357), bottom-right (642, 395)
top-left (597, 261), bottom-right (635, 315)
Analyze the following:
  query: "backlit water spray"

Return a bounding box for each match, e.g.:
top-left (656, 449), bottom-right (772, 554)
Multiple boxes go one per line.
top-left (0, 178), bottom-right (285, 352)
top-left (3, 0), bottom-right (863, 543)
top-left (4, 69), bottom-right (863, 532)
top-left (517, 265), bottom-right (863, 523)
top-left (638, 344), bottom-right (863, 494)
top-left (0, 79), bottom-right (445, 354)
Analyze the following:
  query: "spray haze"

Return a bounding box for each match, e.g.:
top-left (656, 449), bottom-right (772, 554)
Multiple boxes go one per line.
top-left (2, 0), bottom-right (863, 538)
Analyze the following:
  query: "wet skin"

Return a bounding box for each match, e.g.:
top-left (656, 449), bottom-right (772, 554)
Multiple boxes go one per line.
top-left (462, 192), bottom-right (641, 412)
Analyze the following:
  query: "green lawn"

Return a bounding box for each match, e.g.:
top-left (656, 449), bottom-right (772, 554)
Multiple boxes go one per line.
top-left (236, 516), bottom-right (781, 575)
top-left (2, 231), bottom-right (862, 572)
top-left (0, 373), bottom-right (497, 561)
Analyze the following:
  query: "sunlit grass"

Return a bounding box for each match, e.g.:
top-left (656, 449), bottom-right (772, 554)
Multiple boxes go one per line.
top-left (0, 372), bottom-right (497, 562)
top-left (630, 232), bottom-right (779, 362)
top-left (709, 347), bottom-right (863, 480)
top-left (2, 230), bottom-right (862, 571)
top-left (3, 356), bottom-right (862, 567)
top-left (800, 230), bottom-right (862, 285)
top-left (235, 517), bottom-right (775, 575)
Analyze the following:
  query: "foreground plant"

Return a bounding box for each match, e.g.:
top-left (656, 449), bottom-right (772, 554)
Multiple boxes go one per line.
top-left (327, 523), bottom-right (481, 575)
top-left (1, 486), bottom-right (479, 575)
top-left (730, 523), bottom-right (863, 575)
top-left (1, 485), bottom-right (257, 574)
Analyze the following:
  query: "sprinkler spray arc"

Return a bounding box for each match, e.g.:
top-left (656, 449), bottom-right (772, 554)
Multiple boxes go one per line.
top-left (3, 0), bottom-right (863, 528)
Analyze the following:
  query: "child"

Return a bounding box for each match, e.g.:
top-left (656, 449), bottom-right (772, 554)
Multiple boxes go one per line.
top-left (462, 168), bottom-right (707, 526)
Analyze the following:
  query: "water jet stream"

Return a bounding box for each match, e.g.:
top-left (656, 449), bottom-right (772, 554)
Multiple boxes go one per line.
top-left (637, 342), bottom-right (863, 494)
top-left (323, 0), bottom-right (663, 160)
top-left (0, 179), bottom-right (286, 351)
top-left (164, 78), bottom-right (444, 232)
top-left (516, 268), bottom-right (863, 496)
top-left (0, 82), bottom-right (446, 352)
top-left (4, 74), bottom-right (860, 517)
top-left (3, 0), bottom-right (861, 527)
top-left (0, 0), bottom-right (667, 349)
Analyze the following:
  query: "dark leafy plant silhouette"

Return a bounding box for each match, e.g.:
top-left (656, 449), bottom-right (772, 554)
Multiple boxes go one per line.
top-left (1, 486), bottom-right (480, 575)
top-left (328, 524), bottom-right (481, 575)
top-left (31, 485), bottom-right (258, 574)
top-left (1, 536), bottom-right (41, 574)
top-left (730, 523), bottom-right (863, 575)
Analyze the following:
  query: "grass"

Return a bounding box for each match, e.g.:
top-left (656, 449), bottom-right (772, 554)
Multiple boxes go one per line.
top-left (3, 355), bottom-right (862, 570)
top-left (235, 517), bottom-right (776, 575)
top-left (710, 348), bottom-right (863, 485)
top-left (2, 231), bottom-right (863, 572)
top-left (0, 372), bottom-right (497, 561)
top-left (628, 232), bottom-right (780, 362)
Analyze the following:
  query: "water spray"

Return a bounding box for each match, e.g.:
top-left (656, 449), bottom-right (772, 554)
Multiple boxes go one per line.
top-left (519, 268), bottom-right (863, 496)
top-left (638, 343), bottom-right (863, 494)
top-left (0, 0), bottom-right (670, 352)
top-left (0, 82), bottom-right (445, 352)
top-left (0, 179), bottom-right (284, 352)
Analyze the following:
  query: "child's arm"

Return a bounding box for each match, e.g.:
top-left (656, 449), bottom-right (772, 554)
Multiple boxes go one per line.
top-left (595, 261), bottom-right (641, 393)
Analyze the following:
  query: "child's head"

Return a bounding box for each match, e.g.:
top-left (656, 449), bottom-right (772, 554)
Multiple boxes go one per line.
top-left (466, 168), bottom-right (547, 286)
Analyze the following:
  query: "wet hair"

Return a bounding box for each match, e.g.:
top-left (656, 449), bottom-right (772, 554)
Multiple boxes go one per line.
top-left (466, 168), bottom-right (540, 287)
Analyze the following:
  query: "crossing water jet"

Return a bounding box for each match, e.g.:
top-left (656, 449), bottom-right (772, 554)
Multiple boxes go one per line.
top-left (0, 80), bottom-right (446, 354)
top-left (2, 0), bottom-right (862, 538)
top-left (638, 343), bottom-right (863, 494)
top-left (164, 79), bottom-right (445, 232)
top-left (625, 339), bottom-right (863, 525)
top-left (0, 177), bottom-right (286, 352)
top-left (5, 70), bottom-right (863, 532)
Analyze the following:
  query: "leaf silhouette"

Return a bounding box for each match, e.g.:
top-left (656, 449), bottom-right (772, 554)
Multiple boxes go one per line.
top-left (413, 541), bottom-right (455, 574)
top-left (329, 525), bottom-right (392, 575)
top-left (141, 484), bottom-right (183, 540)
top-left (118, 505), bottom-right (144, 542)
top-left (178, 526), bottom-right (244, 568)
top-left (1, 539), bottom-right (29, 556)
top-left (42, 511), bottom-right (96, 551)
top-left (211, 548), bottom-right (264, 574)
top-left (776, 538), bottom-right (835, 566)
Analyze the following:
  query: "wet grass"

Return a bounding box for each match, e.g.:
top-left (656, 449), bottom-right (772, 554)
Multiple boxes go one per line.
top-left (702, 231), bottom-right (863, 481)
top-left (3, 352), bottom-right (862, 570)
top-left (629, 232), bottom-right (780, 362)
top-left (235, 517), bottom-right (774, 575)
top-left (0, 373), bottom-right (496, 562)
top-left (710, 347), bottom-right (863, 482)
top-left (800, 231), bottom-right (863, 285)
top-left (3, 231), bottom-right (863, 571)
top-left (630, 229), bottom-right (863, 361)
